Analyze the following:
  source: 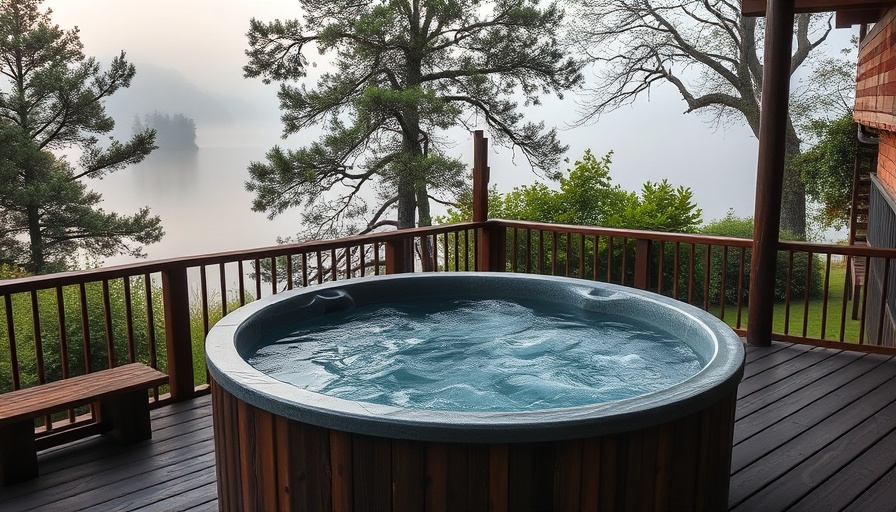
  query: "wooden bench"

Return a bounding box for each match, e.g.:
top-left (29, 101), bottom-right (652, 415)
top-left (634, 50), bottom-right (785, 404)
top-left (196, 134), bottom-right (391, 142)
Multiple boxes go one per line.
top-left (0, 363), bottom-right (168, 486)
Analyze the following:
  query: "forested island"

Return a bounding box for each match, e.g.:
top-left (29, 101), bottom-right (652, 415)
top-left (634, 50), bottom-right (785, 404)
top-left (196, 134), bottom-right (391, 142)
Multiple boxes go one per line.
top-left (133, 112), bottom-right (198, 151)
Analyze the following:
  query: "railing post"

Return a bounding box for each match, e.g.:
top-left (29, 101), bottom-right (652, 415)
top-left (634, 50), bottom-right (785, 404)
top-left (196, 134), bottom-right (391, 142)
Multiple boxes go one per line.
top-left (161, 265), bottom-right (195, 401)
top-left (473, 130), bottom-right (489, 223)
top-left (385, 239), bottom-right (411, 274)
top-left (634, 239), bottom-right (651, 290)
top-left (477, 223), bottom-right (507, 272)
top-left (471, 130), bottom-right (504, 271)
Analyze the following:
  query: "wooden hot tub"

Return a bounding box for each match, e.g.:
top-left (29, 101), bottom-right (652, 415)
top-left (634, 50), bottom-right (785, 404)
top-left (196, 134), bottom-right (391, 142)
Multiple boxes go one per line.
top-left (206, 273), bottom-right (744, 511)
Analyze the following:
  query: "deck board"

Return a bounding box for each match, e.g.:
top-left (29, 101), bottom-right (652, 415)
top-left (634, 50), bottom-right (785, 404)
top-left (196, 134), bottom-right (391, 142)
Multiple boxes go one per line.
top-left (2, 342), bottom-right (896, 511)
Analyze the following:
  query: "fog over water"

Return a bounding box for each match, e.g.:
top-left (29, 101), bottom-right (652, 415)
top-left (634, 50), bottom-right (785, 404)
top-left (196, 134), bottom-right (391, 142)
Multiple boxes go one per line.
top-left (44, 1), bottom-right (856, 267)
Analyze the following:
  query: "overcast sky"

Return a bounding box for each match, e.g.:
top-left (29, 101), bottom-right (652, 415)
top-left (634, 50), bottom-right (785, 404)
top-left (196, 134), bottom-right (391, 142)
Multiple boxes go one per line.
top-left (44, 0), bottom-right (858, 229)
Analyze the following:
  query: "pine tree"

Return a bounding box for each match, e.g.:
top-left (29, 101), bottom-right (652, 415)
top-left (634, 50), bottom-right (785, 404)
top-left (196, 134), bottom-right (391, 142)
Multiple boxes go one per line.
top-left (0, 0), bottom-right (161, 273)
top-left (245, 0), bottom-right (582, 237)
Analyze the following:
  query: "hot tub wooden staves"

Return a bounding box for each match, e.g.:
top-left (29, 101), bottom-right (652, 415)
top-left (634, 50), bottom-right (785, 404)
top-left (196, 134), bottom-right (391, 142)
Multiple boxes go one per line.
top-left (211, 379), bottom-right (737, 512)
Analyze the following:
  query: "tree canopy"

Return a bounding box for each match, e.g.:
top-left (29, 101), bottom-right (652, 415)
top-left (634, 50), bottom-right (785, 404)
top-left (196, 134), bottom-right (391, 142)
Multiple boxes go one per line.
top-left (244, 0), bottom-right (583, 239)
top-left (0, 0), bottom-right (161, 273)
top-left (570, 0), bottom-right (844, 238)
top-left (444, 148), bottom-right (703, 233)
top-left (788, 111), bottom-right (859, 232)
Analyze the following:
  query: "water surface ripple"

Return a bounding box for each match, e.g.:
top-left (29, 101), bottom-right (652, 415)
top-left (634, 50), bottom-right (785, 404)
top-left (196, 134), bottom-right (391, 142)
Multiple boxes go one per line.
top-left (248, 298), bottom-right (702, 412)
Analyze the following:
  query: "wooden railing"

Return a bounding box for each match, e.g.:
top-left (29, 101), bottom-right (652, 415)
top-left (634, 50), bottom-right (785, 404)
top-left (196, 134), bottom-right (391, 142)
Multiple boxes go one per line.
top-left (0, 223), bottom-right (478, 446)
top-left (2, 219), bottom-right (896, 447)
top-left (489, 220), bottom-right (896, 352)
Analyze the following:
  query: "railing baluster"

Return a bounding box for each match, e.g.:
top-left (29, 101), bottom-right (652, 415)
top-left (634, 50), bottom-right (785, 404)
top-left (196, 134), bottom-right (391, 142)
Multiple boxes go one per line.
top-left (360, 244), bottom-right (367, 277)
top-left (123, 278), bottom-right (136, 364)
top-left (858, 256), bottom-right (870, 344)
top-left (55, 286), bottom-right (69, 381)
top-left (30, 290), bottom-right (45, 383)
top-left (331, 248), bottom-right (338, 281)
top-left (373, 245), bottom-right (381, 276)
top-left (877, 258), bottom-right (891, 345)
top-left (607, 237), bottom-right (614, 283)
top-left (802, 252), bottom-right (812, 338)
top-left (286, 255), bottom-right (294, 290)
top-left (565, 232), bottom-right (571, 277)
top-left (220, 264), bottom-right (228, 316)
top-left (592, 235), bottom-right (599, 281)
top-left (143, 273), bottom-right (159, 395)
top-left (687, 243), bottom-right (695, 305)
top-left (657, 241), bottom-right (665, 295)
top-left (719, 247), bottom-right (727, 320)
top-left (200, 266), bottom-right (210, 336)
top-left (317, 252), bottom-right (324, 283)
top-left (465, 229), bottom-right (471, 271)
top-left (622, 237), bottom-right (629, 287)
top-left (78, 283), bottom-right (91, 374)
top-left (101, 280), bottom-right (115, 369)
top-left (254, 259), bottom-right (262, 299)
top-left (784, 252), bottom-right (793, 335)
top-left (702, 245), bottom-right (711, 311)
top-left (736, 248), bottom-right (746, 330)
top-left (442, 235), bottom-right (448, 272)
top-left (237, 261), bottom-right (246, 306)
top-left (302, 253), bottom-right (310, 284)
top-left (579, 234), bottom-right (585, 279)
top-left (820, 254), bottom-right (832, 339)
top-left (4, 294), bottom-right (19, 391)
top-left (270, 256), bottom-right (278, 295)
top-left (510, 228), bottom-right (518, 273)
top-left (838, 257), bottom-right (849, 342)
top-left (551, 231), bottom-right (558, 276)
top-left (672, 242), bottom-right (680, 299)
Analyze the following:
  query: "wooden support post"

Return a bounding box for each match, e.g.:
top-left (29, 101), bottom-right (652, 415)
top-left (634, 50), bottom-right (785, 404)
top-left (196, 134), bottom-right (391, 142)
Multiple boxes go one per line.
top-left (747, 0), bottom-right (795, 347)
top-left (162, 266), bottom-right (195, 401)
top-left (471, 131), bottom-right (505, 271)
top-left (473, 130), bottom-right (489, 223)
top-left (634, 239), bottom-right (651, 290)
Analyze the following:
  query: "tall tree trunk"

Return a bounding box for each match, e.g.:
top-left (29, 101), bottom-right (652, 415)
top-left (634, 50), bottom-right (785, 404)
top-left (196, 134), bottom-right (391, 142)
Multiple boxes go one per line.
top-left (26, 204), bottom-right (44, 274)
top-left (781, 126), bottom-right (806, 238)
top-left (746, 111), bottom-right (807, 238)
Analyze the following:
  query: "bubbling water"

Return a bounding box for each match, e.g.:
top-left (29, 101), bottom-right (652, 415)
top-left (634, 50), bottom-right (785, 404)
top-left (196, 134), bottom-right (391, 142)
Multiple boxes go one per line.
top-left (247, 298), bottom-right (703, 412)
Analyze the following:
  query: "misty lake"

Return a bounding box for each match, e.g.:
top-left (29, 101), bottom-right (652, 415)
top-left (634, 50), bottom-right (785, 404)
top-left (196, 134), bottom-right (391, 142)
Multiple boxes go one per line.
top-left (90, 134), bottom-right (298, 268)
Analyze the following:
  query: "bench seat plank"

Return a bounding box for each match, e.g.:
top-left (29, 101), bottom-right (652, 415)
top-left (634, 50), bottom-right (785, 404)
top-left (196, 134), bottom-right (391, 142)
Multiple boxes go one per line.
top-left (0, 363), bottom-right (167, 426)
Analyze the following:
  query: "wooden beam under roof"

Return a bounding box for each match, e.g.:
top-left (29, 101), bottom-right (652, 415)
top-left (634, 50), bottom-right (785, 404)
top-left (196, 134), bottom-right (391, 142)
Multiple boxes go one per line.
top-left (835, 8), bottom-right (888, 26)
top-left (742, 0), bottom-right (895, 16)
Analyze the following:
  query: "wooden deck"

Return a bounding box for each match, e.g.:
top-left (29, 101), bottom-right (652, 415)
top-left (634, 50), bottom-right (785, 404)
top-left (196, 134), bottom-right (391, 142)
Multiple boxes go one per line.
top-left (2, 342), bottom-right (896, 511)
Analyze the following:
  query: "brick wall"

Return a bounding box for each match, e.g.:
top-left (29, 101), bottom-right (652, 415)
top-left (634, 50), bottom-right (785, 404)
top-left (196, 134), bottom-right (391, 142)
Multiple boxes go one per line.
top-left (880, 131), bottom-right (896, 201)
top-left (855, 6), bottom-right (896, 132)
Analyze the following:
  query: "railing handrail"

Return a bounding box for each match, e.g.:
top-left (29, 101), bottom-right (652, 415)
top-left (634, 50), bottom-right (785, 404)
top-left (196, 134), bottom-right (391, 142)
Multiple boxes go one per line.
top-left (489, 219), bottom-right (755, 247)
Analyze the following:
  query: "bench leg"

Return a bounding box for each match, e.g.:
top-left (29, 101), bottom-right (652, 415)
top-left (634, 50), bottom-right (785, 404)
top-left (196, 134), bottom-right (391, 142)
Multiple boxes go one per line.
top-left (0, 420), bottom-right (38, 486)
top-left (98, 390), bottom-right (153, 445)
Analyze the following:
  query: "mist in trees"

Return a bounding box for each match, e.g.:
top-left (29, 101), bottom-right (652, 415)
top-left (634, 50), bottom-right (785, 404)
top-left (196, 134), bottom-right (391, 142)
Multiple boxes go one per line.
top-left (0, 0), bottom-right (161, 273)
top-left (132, 112), bottom-right (198, 151)
top-left (569, 0), bottom-right (851, 238)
